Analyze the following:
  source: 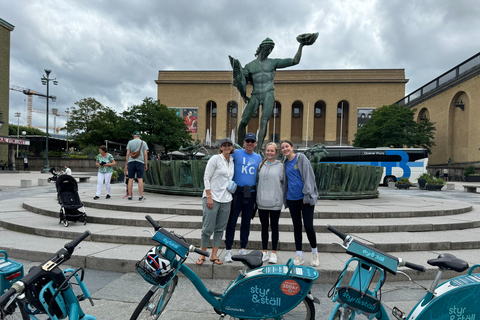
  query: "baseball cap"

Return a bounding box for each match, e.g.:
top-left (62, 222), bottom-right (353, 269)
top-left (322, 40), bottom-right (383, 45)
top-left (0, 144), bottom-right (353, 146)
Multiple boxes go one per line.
top-left (133, 131), bottom-right (141, 136)
top-left (244, 133), bottom-right (257, 141)
top-left (220, 138), bottom-right (233, 146)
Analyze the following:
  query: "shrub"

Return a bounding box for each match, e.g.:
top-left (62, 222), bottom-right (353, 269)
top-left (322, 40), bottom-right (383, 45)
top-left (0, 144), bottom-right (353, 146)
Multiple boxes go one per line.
top-left (397, 177), bottom-right (411, 184)
top-left (464, 165), bottom-right (476, 177)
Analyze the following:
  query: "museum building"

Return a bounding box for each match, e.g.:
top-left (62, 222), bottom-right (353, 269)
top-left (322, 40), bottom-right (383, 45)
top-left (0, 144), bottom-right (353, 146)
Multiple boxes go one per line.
top-left (156, 68), bottom-right (407, 148)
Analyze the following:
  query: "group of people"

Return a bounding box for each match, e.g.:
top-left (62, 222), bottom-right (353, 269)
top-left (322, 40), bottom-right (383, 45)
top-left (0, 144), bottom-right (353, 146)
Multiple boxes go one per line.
top-left (94, 131), bottom-right (149, 201)
top-left (197, 133), bottom-right (319, 267)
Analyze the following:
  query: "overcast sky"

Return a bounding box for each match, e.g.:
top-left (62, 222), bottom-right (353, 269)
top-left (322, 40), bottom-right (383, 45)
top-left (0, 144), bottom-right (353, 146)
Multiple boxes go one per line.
top-left (3, 0), bottom-right (480, 131)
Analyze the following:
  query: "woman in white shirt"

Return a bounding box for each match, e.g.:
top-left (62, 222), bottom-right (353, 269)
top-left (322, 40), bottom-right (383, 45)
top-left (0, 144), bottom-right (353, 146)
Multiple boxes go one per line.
top-left (197, 138), bottom-right (235, 265)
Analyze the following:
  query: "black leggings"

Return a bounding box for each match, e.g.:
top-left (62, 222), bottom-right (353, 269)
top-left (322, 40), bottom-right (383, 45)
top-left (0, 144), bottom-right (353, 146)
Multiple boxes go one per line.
top-left (258, 209), bottom-right (280, 251)
top-left (286, 199), bottom-right (317, 251)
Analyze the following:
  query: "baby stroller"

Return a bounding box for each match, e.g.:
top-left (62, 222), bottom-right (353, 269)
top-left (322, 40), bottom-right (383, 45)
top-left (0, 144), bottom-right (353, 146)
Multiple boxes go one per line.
top-left (55, 175), bottom-right (87, 227)
top-left (47, 167), bottom-right (60, 183)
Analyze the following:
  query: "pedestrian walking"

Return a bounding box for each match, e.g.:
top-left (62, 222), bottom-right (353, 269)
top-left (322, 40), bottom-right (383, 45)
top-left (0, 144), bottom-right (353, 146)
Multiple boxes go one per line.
top-left (280, 140), bottom-right (319, 267)
top-left (256, 142), bottom-right (284, 264)
top-left (94, 145), bottom-right (116, 200)
top-left (125, 131), bottom-right (149, 201)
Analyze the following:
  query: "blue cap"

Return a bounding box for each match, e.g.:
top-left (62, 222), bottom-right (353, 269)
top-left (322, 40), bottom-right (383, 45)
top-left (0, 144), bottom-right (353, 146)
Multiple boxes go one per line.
top-left (244, 133), bottom-right (257, 141)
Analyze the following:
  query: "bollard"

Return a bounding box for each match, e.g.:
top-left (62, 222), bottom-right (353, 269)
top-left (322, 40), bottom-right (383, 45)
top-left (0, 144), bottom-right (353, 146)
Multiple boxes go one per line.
top-left (20, 180), bottom-right (32, 188)
top-left (447, 183), bottom-right (455, 190)
top-left (388, 181), bottom-right (395, 189)
top-left (38, 179), bottom-right (48, 186)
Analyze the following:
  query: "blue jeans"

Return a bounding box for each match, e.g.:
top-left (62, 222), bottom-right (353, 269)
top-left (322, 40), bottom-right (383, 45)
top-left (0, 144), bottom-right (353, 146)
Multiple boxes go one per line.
top-left (224, 188), bottom-right (256, 250)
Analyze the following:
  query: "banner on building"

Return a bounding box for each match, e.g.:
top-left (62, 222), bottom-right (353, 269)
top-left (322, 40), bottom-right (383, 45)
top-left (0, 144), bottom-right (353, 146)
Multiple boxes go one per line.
top-left (357, 108), bottom-right (374, 130)
top-left (183, 108), bottom-right (198, 133)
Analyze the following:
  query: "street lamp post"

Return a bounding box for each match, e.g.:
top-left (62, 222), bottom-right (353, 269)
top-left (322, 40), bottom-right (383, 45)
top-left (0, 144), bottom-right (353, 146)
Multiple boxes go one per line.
top-left (41, 69), bottom-right (58, 172)
top-left (14, 112), bottom-right (21, 158)
top-left (65, 108), bottom-right (70, 154)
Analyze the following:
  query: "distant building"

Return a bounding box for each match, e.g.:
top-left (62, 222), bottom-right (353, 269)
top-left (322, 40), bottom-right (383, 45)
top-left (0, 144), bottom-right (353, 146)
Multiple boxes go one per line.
top-left (0, 18), bottom-right (15, 166)
top-left (156, 69), bottom-right (407, 148)
top-left (397, 52), bottom-right (480, 168)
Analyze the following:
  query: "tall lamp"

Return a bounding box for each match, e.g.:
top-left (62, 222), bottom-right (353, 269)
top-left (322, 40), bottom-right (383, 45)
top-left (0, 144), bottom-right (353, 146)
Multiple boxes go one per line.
top-left (41, 69), bottom-right (58, 172)
top-left (14, 112), bottom-right (21, 157)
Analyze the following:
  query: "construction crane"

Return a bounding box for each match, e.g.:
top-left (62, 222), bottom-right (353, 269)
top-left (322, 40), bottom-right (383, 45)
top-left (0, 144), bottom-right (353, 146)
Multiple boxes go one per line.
top-left (9, 85), bottom-right (57, 127)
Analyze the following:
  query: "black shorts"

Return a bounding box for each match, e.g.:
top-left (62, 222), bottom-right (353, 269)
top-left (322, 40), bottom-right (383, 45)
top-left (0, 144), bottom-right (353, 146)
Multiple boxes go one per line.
top-left (127, 161), bottom-right (145, 179)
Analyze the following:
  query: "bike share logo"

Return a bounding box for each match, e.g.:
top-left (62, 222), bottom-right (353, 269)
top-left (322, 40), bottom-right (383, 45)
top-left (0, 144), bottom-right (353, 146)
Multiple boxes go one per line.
top-left (161, 236), bottom-right (180, 250)
top-left (362, 249), bottom-right (385, 263)
top-left (449, 305), bottom-right (475, 320)
top-left (250, 285), bottom-right (281, 306)
top-left (341, 291), bottom-right (377, 312)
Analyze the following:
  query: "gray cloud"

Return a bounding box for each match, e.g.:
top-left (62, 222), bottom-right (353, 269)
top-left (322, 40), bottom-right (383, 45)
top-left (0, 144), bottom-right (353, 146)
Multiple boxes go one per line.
top-left (3, 0), bottom-right (479, 129)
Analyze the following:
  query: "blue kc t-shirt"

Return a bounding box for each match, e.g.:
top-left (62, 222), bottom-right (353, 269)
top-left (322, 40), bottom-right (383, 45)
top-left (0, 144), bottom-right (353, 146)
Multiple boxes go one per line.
top-left (286, 155), bottom-right (304, 200)
top-left (232, 149), bottom-right (262, 187)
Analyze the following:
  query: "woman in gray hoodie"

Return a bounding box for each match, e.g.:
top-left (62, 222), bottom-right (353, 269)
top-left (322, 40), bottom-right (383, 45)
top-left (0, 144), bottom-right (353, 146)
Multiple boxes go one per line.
top-left (256, 142), bottom-right (284, 264)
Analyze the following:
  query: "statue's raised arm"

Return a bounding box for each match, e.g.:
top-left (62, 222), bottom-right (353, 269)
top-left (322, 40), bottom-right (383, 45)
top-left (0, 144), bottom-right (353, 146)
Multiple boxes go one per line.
top-left (228, 55), bottom-right (249, 103)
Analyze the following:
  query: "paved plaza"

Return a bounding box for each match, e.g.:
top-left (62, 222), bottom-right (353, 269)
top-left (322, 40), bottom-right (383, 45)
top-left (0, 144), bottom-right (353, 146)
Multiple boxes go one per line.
top-left (1, 171), bottom-right (480, 319)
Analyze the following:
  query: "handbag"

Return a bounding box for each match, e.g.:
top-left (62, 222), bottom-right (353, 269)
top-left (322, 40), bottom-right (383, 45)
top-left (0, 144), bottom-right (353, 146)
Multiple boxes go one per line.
top-left (130, 141), bottom-right (143, 159)
top-left (227, 180), bottom-right (237, 194)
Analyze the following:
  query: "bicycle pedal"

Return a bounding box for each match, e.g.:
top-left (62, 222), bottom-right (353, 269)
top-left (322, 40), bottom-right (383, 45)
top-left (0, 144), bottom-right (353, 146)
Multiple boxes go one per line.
top-left (392, 306), bottom-right (405, 320)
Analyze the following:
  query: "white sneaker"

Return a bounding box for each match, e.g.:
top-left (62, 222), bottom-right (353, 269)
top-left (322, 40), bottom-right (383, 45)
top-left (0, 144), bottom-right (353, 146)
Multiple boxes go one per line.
top-left (311, 253), bottom-right (320, 267)
top-left (239, 249), bottom-right (247, 255)
top-left (269, 253), bottom-right (277, 264)
top-left (262, 252), bottom-right (269, 262)
top-left (224, 250), bottom-right (233, 263)
top-left (294, 255), bottom-right (304, 266)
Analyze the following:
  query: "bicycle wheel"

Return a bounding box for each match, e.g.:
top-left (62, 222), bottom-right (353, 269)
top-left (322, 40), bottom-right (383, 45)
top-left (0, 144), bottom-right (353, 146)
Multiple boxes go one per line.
top-left (0, 301), bottom-right (30, 320)
top-left (233, 297), bottom-right (315, 320)
top-left (130, 276), bottom-right (178, 320)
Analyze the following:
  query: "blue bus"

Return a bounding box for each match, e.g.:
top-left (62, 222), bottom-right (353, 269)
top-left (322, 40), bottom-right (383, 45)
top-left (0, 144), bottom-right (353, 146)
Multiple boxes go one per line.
top-left (318, 147), bottom-right (428, 185)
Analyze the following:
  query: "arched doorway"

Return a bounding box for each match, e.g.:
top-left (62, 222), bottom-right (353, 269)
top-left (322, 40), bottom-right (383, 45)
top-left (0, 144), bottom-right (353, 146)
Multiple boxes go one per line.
top-left (313, 100), bottom-right (326, 144)
top-left (336, 100), bottom-right (349, 145)
top-left (268, 101), bottom-right (281, 143)
top-left (206, 101), bottom-right (217, 143)
top-left (291, 101), bottom-right (303, 144)
top-left (227, 101), bottom-right (238, 141)
top-left (417, 107), bottom-right (430, 121)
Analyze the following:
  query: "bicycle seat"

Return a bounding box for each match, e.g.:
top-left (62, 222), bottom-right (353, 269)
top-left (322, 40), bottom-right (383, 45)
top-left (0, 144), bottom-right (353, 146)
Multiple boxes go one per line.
top-left (232, 250), bottom-right (263, 269)
top-left (427, 253), bottom-right (469, 272)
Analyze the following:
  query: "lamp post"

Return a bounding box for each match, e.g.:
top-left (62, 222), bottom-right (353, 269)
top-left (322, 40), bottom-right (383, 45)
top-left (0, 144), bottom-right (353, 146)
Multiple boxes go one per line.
top-left (65, 108), bottom-right (70, 153)
top-left (41, 69), bottom-right (58, 172)
top-left (14, 112), bottom-right (21, 157)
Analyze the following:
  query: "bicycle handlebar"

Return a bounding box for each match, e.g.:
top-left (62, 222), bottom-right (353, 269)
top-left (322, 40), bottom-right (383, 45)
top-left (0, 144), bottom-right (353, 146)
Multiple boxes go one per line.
top-left (0, 288), bottom-right (18, 309)
top-left (194, 248), bottom-right (210, 257)
top-left (404, 261), bottom-right (426, 272)
top-left (64, 230), bottom-right (91, 254)
top-left (327, 225), bottom-right (348, 241)
top-left (146, 215), bottom-right (161, 231)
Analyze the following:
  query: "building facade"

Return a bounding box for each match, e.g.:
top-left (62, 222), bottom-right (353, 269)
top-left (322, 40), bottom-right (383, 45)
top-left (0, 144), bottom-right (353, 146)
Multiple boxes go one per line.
top-left (0, 18), bottom-right (14, 166)
top-left (156, 69), bottom-right (407, 149)
top-left (398, 52), bottom-right (480, 168)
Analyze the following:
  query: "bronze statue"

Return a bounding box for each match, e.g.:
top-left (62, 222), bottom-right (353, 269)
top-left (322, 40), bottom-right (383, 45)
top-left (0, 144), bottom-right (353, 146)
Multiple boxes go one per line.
top-left (229, 33), bottom-right (318, 151)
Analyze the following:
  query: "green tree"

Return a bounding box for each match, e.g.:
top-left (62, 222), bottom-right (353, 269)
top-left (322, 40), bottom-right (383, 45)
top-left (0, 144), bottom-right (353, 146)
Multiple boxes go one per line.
top-left (9, 125), bottom-right (46, 136)
top-left (353, 104), bottom-right (436, 153)
top-left (120, 97), bottom-right (192, 153)
top-left (64, 98), bottom-right (119, 148)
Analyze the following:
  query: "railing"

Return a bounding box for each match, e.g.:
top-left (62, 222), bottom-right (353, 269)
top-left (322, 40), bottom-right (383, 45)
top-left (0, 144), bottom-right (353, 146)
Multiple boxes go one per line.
top-left (396, 52), bottom-right (480, 107)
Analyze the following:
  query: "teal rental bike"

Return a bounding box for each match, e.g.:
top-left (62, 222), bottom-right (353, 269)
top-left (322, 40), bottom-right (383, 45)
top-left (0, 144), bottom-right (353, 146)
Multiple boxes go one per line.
top-left (326, 225), bottom-right (480, 320)
top-left (130, 215), bottom-right (319, 319)
top-left (0, 231), bottom-right (96, 320)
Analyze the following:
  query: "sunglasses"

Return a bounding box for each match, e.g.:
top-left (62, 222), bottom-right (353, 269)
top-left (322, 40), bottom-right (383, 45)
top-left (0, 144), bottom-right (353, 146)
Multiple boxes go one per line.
top-left (245, 140), bottom-right (256, 143)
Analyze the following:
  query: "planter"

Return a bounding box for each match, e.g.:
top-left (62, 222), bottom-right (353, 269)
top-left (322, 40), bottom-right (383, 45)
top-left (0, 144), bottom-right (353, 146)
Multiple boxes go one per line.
top-left (395, 183), bottom-right (411, 189)
top-left (417, 178), bottom-right (427, 189)
top-left (425, 184), bottom-right (444, 191)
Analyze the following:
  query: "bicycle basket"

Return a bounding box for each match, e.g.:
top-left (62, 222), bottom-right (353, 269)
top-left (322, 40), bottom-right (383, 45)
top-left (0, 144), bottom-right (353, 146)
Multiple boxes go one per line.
top-left (135, 259), bottom-right (175, 286)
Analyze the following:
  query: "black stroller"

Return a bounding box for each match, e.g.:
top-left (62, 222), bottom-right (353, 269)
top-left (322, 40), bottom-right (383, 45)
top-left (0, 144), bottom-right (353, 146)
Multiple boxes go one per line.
top-left (47, 167), bottom-right (60, 183)
top-left (55, 175), bottom-right (87, 227)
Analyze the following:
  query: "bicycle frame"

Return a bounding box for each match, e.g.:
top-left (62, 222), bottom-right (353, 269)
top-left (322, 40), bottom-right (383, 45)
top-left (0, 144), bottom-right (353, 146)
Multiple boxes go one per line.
top-left (327, 225), bottom-right (480, 320)
top-left (148, 224), bottom-right (319, 319)
top-left (24, 268), bottom-right (95, 320)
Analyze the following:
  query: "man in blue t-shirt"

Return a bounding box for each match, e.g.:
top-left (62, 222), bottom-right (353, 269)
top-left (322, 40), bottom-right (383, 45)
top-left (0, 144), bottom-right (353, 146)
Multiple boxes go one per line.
top-left (224, 133), bottom-right (262, 262)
